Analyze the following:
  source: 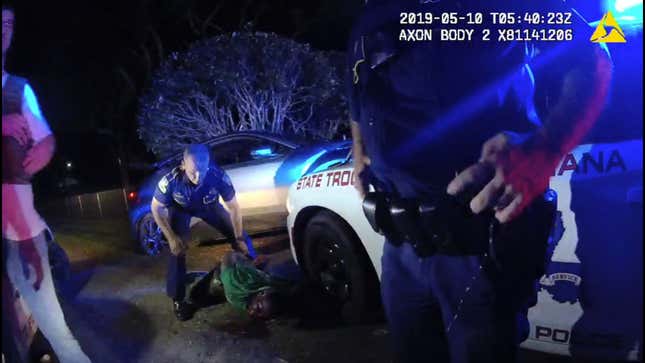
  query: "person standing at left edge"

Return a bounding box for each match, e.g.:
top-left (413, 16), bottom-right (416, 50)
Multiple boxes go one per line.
top-left (151, 144), bottom-right (260, 321)
top-left (2, 4), bottom-right (92, 363)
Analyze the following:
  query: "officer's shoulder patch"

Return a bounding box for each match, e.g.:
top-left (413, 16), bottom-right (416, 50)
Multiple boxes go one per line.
top-left (158, 168), bottom-right (180, 194)
top-left (157, 174), bottom-right (171, 194)
top-left (157, 176), bottom-right (170, 194)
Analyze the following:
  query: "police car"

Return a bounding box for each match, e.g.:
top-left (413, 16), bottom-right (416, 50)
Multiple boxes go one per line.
top-left (288, 3), bottom-right (642, 358)
top-left (128, 131), bottom-right (352, 255)
top-left (286, 138), bottom-right (642, 360)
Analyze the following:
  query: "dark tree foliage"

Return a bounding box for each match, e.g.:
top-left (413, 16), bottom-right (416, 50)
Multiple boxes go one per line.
top-left (138, 31), bottom-right (348, 158)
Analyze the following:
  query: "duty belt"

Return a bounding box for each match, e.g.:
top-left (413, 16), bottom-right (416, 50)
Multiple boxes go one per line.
top-left (362, 190), bottom-right (557, 259)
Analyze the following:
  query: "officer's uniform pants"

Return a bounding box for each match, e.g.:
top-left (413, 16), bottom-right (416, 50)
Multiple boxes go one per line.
top-left (381, 241), bottom-right (537, 363)
top-left (166, 204), bottom-right (256, 302)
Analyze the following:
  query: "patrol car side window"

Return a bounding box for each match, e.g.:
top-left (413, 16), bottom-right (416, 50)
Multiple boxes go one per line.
top-left (210, 141), bottom-right (241, 166)
top-left (237, 138), bottom-right (290, 163)
top-left (210, 138), bottom-right (290, 166)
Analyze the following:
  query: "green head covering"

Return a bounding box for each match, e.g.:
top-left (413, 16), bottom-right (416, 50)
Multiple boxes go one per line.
top-left (219, 263), bottom-right (272, 311)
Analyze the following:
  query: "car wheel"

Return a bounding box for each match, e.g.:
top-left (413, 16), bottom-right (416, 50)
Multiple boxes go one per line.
top-left (138, 213), bottom-right (166, 256)
top-left (302, 210), bottom-right (376, 324)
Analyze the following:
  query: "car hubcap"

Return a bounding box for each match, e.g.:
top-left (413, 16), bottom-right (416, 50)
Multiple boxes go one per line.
top-left (314, 241), bottom-right (350, 302)
top-left (142, 219), bottom-right (164, 256)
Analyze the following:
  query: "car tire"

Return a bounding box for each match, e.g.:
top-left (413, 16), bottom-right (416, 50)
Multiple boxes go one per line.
top-left (302, 210), bottom-right (377, 324)
top-left (137, 213), bottom-right (166, 256)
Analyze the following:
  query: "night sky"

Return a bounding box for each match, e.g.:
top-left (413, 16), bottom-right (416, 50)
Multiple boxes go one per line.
top-left (5, 0), bottom-right (363, 194)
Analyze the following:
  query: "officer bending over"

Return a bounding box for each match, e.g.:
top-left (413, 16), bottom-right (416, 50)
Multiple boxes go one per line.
top-left (151, 144), bottom-right (258, 321)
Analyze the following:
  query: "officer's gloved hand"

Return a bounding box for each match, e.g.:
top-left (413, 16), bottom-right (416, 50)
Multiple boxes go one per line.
top-left (447, 131), bottom-right (560, 224)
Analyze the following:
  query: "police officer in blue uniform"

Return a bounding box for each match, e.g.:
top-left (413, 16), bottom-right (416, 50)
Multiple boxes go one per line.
top-left (151, 144), bottom-right (258, 321)
top-left (349, 0), bottom-right (612, 361)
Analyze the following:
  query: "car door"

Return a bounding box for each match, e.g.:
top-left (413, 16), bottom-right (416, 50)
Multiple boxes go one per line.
top-left (521, 32), bottom-right (644, 359)
top-left (522, 139), bottom-right (643, 359)
top-left (210, 136), bottom-right (293, 216)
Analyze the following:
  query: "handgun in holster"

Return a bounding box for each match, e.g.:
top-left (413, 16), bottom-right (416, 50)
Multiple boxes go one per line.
top-left (358, 166), bottom-right (404, 242)
top-left (362, 183), bottom-right (558, 265)
top-left (362, 186), bottom-right (489, 257)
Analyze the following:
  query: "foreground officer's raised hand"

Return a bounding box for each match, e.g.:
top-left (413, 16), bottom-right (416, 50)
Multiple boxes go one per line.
top-left (447, 131), bottom-right (559, 224)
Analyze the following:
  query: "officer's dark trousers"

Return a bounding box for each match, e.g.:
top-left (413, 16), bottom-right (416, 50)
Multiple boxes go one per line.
top-left (381, 241), bottom-right (536, 363)
top-left (166, 204), bottom-right (257, 302)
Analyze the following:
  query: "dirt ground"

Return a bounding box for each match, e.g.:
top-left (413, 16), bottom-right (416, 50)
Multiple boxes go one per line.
top-left (47, 216), bottom-right (392, 363)
top-left (42, 216), bottom-right (599, 363)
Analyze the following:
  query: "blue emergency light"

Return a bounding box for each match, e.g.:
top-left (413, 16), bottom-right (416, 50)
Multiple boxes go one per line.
top-left (601, 0), bottom-right (643, 25)
top-left (251, 147), bottom-right (274, 157)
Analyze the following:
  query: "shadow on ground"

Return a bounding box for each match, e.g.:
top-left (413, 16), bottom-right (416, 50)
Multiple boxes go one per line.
top-left (58, 261), bottom-right (97, 301)
top-left (61, 296), bottom-right (155, 363)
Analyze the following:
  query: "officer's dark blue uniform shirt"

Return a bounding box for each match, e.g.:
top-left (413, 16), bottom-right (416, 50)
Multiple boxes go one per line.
top-left (348, 0), bottom-right (592, 199)
top-left (153, 165), bottom-right (236, 213)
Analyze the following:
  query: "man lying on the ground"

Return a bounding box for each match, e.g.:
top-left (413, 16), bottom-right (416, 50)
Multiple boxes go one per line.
top-left (218, 251), bottom-right (292, 320)
top-left (185, 251), bottom-right (345, 323)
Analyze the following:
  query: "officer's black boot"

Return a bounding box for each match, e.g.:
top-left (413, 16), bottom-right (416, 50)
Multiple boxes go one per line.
top-left (173, 300), bottom-right (196, 321)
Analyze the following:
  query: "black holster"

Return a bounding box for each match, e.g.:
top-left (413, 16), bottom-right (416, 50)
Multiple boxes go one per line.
top-left (362, 190), bottom-right (557, 266)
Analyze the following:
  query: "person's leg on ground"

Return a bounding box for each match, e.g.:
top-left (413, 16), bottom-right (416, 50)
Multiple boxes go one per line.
top-left (381, 242), bottom-right (449, 363)
top-left (5, 233), bottom-right (91, 363)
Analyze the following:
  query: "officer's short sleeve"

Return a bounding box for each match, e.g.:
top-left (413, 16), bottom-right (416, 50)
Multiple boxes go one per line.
top-left (153, 173), bottom-right (173, 205)
top-left (216, 169), bottom-right (236, 202)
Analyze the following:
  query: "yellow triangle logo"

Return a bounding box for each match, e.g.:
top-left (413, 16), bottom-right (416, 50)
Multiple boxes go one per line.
top-left (590, 11), bottom-right (627, 43)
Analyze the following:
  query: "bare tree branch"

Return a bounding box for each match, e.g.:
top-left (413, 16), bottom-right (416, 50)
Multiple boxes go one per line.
top-left (138, 32), bottom-right (348, 157)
